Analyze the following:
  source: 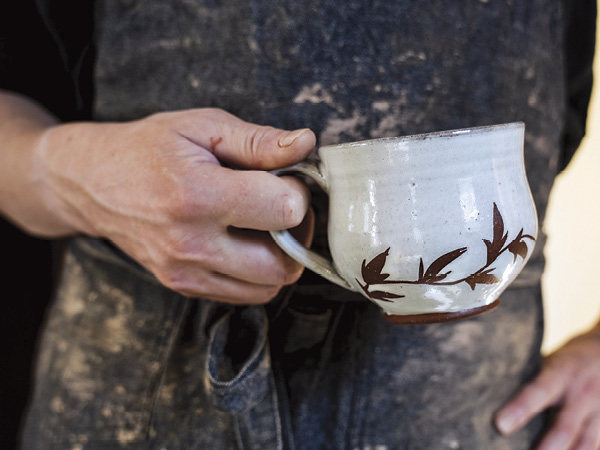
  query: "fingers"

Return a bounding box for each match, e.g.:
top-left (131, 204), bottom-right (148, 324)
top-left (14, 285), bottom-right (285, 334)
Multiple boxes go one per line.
top-left (220, 206), bottom-right (315, 283)
top-left (200, 207), bottom-right (314, 286)
top-left (572, 414), bottom-right (600, 450)
top-left (495, 334), bottom-right (600, 450)
top-left (496, 365), bottom-right (567, 436)
top-left (172, 108), bottom-right (316, 169)
top-left (104, 108), bottom-right (317, 304)
top-left (219, 227), bottom-right (305, 285)
top-left (161, 267), bottom-right (283, 304)
top-left (212, 169), bottom-right (311, 231)
top-left (151, 210), bottom-right (315, 304)
top-left (156, 234), bottom-right (305, 304)
top-left (535, 401), bottom-right (593, 450)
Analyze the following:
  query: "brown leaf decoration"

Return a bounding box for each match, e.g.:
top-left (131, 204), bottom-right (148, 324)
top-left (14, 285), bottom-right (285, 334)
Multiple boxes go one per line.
top-left (465, 269), bottom-right (500, 290)
top-left (367, 290), bottom-right (405, 302)
top-left (492, 203), bottom-right (506, 244)
top-left (421, 247), bottom-right (468, 283)
top-left (508, 229), bottom-right (529, 262)
top-left (483, 203), bottom-right (508, 265)
top-left (361, 247), bottom-right (391, 285)
top-left (356, 204), bottom-right (535, 301)
top-left (356, 278), bottom-right (404, 302)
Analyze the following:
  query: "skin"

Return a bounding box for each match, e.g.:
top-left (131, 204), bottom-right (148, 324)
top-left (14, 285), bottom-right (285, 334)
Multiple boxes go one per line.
top-left (1, 89), bottom-right (599, 448)
top-left (0, 90), bottom-right (315, 304)
top-left (495, 325), bottom-right (600, 450)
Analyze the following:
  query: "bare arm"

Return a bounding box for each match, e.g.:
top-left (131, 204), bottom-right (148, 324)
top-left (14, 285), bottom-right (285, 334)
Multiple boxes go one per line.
top-left (0, 91), bottom-right (66, 235)
top-left (0, 89), bottom-right (316, 303)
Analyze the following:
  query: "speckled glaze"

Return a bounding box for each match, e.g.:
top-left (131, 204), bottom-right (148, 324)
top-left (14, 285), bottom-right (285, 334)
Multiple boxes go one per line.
top-left (270, 122), bottom-right (538, 321)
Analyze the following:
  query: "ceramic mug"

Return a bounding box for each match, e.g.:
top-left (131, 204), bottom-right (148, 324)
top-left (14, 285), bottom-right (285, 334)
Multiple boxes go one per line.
top-left (270, 122), bottom-right (537, 324)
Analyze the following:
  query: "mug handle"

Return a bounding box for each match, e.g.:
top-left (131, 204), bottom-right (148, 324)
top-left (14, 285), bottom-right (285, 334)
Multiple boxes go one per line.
top-left (269, 160), bottom-right (354, 291)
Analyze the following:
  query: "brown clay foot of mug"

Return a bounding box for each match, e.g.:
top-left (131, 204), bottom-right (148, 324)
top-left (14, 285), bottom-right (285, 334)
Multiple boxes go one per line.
top-left (383, 298), bottom-right (501, 325)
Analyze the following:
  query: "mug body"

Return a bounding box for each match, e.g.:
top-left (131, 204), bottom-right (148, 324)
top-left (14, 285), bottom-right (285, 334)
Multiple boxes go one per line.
top-left (319, 122), bottom-right (537, 322)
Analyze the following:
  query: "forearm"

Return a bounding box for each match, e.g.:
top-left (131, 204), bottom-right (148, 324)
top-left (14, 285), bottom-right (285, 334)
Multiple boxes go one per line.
top-left (0, 90), bottom-right (88, 237)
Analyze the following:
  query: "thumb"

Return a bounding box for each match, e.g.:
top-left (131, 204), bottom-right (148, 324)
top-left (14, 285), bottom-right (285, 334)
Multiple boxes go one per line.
top-left (176, 108), bottom-right (316, 169)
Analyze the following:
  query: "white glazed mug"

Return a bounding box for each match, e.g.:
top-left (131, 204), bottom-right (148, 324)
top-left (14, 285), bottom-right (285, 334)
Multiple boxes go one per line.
top-left (270, 122), bottom-right (538, 324)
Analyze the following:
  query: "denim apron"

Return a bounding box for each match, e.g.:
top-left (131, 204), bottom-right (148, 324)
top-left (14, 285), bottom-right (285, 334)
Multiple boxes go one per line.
top-left (22, 1), bottom-right (574, 448)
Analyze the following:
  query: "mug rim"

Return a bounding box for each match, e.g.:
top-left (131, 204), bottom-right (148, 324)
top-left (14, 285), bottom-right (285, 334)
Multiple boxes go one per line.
top-left (318, 121), bottom-right (524, 151)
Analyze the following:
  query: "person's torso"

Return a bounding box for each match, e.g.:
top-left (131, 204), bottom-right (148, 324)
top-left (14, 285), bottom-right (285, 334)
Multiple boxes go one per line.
top-left (93, 0), bottom-right (567, 285)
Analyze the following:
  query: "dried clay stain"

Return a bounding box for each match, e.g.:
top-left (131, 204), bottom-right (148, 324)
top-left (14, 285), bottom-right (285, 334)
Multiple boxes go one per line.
top-left (293, 83), bottom-right (335, 105)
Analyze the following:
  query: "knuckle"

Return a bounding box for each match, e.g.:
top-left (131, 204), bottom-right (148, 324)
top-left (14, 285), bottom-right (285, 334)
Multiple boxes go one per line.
top-left (171, 233), bottom-right (220, 267)
top-left (156, 266), bottom-right (211, 299)
top-left (163, 184), bottom-right (197, 221)
top-left (152, 235), bottom-right (219, 287)
top-left (245, 131), bottom-right (263, 166)
top-left (275, 191), bottom-right (306, 229)
top-left (163, 179), bottom-right (218, 224)
top-left (283, 264), bottom-right (304, 285)
top-left (154, 267), bottom-right (190, 295)
top-left (245, 126), bottom-right (276, 166)
top-left (267, 254), bottom-right (304, 286)
top-left (159, 230), bottom-right (191, 260)
top-left (140, 111), bottom-right (178, 134)
top-left (255, 285), bottom-right (283, 304)
top-left (203, 107), bottom-right (230, 119)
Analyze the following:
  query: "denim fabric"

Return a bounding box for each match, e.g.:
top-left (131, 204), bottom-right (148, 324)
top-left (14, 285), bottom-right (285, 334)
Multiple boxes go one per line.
top-left (275, 286), bottom-right (545, 450)
top-left (20, 237), bottom-right (191, 449)
top-left (21, 237), bottom-right (546, 449)
top-left (20, 0), bottom-right (573, 448)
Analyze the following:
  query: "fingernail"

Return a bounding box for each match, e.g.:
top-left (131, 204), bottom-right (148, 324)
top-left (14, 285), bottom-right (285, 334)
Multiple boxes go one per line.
top-left (495, 409), bottom-right (522, 435)
top-left (278, 129), bottom-right (309, 148)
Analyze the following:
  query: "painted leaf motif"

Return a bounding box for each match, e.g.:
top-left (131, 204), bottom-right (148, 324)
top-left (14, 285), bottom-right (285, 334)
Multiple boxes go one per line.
top-left (367, 290), bottom-right (405, 302)
top-left (465, 269), bottom-right (500, 290)
top-left (421, 247), bottom-right (468, 283)
top-left (361, 247), bottom-right (391, 285)
top-left (492, 203), bottom-right (505, 244)
top-left (508, 240), bottom-right (528, 263)
top-left (355, 203), bottom-right (536, 299)
top-left (484, 203), bottom-right (508, 265)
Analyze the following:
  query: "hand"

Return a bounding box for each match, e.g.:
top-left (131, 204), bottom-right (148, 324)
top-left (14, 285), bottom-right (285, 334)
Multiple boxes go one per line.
top-left (495, 326), bottom-right (600, 449)
top-left (37, 108), bottom-right (316, 304)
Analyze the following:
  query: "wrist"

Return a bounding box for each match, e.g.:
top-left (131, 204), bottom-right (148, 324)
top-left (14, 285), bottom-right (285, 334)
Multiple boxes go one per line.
top-left (33, 122), bottom-right (107, 238)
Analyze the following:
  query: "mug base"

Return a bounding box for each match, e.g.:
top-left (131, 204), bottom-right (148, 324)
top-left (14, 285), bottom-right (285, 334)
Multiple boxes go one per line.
top-left (383, 298), bottom-right (500, 325)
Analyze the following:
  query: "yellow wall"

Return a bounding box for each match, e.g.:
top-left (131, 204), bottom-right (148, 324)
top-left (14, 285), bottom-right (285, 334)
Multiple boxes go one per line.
top-left (542, 18), bottom-right (600, 353)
